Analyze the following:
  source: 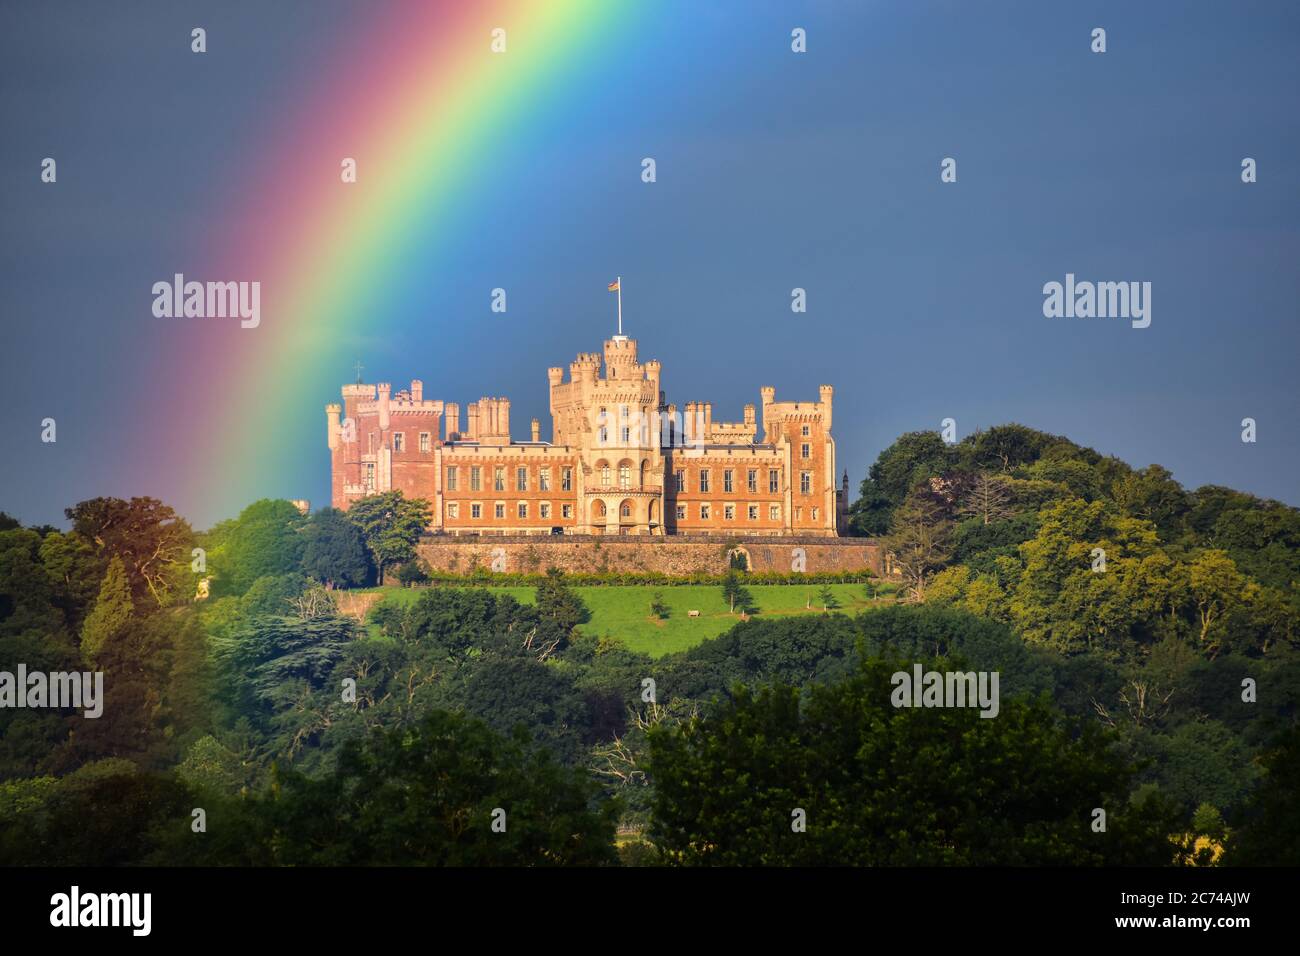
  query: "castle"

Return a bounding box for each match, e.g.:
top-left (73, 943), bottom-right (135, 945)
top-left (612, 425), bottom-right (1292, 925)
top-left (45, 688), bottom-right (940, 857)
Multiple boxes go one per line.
top-left (326, 333), bottom-right (849, 537)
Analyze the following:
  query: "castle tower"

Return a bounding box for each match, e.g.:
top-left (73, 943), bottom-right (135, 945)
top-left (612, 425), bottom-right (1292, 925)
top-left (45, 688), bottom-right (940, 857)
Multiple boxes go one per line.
top-left (549, 334), bottom-right (665, 535)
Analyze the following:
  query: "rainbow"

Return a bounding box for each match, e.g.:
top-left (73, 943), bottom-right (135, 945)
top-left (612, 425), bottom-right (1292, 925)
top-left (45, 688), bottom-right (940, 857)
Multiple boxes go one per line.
top-left (157, 0), bottom-right (637, 527)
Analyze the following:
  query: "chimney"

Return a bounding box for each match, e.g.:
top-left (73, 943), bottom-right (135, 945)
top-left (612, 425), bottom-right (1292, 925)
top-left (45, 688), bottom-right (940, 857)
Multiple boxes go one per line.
top-left (410, 379), bottom-right (423, 402)
top-left (531, 418), bottom-right (540, 442)
top-left (445, 402), bottom-right (460, 440)
top-left (467, 402), bottom-right (479, 440)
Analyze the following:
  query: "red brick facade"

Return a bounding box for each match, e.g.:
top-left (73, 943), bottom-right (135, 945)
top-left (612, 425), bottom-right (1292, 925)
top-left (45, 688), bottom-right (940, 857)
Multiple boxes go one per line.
top-left (327, 335), bottom-right (850, 536)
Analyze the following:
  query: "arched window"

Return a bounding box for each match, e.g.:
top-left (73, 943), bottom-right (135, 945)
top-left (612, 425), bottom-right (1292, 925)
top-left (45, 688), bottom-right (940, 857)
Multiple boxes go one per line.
top-left (621, 502), bottom-right (632, 518)
top-left (618, 462), bottom-right (631, 489)
top-left (599, 462), bottom-right (611, 486)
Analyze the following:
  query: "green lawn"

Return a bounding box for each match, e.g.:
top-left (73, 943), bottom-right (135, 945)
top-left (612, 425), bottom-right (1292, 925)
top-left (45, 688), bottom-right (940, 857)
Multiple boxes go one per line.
top-left (369, 582), bottom-right (892, 657)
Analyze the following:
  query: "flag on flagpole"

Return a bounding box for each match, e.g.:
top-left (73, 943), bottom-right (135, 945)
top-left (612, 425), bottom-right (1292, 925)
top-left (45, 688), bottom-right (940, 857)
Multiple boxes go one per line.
top-left (608, 279), bottom-right (620, 292)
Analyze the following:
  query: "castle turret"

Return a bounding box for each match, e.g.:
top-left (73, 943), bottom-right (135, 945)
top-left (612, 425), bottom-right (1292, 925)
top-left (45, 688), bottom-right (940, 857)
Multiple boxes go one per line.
top-left (760, 386), bottom-right (776, 442)
top-left (326, 403), bottom-right (342, 450)
top-left (819, 384), bottom-right (834, 430)
top-left (377, 382), bottom-right (391, 431)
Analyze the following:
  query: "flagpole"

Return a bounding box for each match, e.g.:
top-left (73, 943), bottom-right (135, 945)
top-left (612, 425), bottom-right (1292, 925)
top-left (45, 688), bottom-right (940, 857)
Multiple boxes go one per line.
top-left (617, 275), bottom-right (623, 335)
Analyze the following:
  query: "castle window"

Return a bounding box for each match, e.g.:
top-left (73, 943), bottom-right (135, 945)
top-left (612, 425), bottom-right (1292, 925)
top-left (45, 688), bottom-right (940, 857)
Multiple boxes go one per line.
top-left (621, 502), bottom-right (632, 518)
top-left (620, 405), bottom-right (629, 418)
top-left (448, 503), bottom-right (459, 519)
top-left (675, 469), bottom-right (685, 492)
top-left (562, 504), bottom-right (573, 519)
top-left (769, 470), bottom-right (779, 493)
top-left (561, 467), bottom-right (572, 491)
top-left (518, 503), bottom-right (528, 519)
top-left (471, 503), bottom-right (482, 519)
top-left (419, 432), bottom-right (431, 453)
top-left (747, 469), bottom-right (758, 492)
top-left (600, 464), bottom-right (611, 487)
top-left (812, 507), bottom-right (819, 522)
top-left (393, 432), bottom-right (405, 452)
top-left (364, 462), bottom-right (375, 492)
top-left (676, 504), bottom-right (686, 520)
top-left (494, 467), bottom-right (506, 492)
top-left (539, 468), bottom-right (550, 491)
top-left (699, 469), bottom-right (710, 493)
top-left (802, 425), bottom-right (810, 437)
top-left (540, 503), bottom-right (551, 519)
top-left (724, 470), bottom-right (734, 493)
top-left (495, 503), bottom-right (505, 519)
top-left (748, 505), bottom-right (758, 521)
top-left (446, 466), bottom-right (458, 490)
top-left (599, 426), bottom-right (608, 443)
top-left (801, 471), bottom-right (812, 494)
top-left (801, 443), bottom-right (811, 459)
top-left (621, 426), bottom-right (630, 442)
top-left (516, 467), bottom-right (527, 491)
top-left (470, 467), bottom-right (482, 491)
top-left (724, 504), bottom-right (735, 521)
top-left (619, 463), bottom-right (631, 489)
top-left (769, 504), bottom-right (780, 521)
top-left (700, 504), bottom-right (711, 520)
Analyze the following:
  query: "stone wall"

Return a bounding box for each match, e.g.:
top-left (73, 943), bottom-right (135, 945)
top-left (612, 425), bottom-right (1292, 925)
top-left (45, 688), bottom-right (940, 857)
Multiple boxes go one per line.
top-left (414, 534), bottom-right (882, 577)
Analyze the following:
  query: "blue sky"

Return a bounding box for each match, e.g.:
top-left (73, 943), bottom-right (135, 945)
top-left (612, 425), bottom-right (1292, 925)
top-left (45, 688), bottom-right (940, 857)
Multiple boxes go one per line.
top-left (1, 0), bottom-right (1297, 527)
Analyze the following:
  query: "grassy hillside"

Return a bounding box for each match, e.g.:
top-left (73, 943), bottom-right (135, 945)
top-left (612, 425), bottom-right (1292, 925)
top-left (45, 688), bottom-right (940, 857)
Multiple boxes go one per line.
top-left (370, 582), bottom-right (895, 656)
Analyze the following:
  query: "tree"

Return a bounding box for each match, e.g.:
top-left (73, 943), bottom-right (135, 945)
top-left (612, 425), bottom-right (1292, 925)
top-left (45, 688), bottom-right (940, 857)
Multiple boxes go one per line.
top-left (80, 556), bottom-right (133, 665)
top-left (214, 499), bottom-right (308, 596)
top-left (848, 431), bottom-right (956, 535)
top-left (231, 711), bottom-right (618, 866)
top-left (396, 559), bottom-right (430, 588)
top-left (1187, 550), bottom-right (1251, 657)
top-left (817, 585), bottom-right (839, 612)
top-left (721, 569), bottom-right (755, 615)
top-left (959, 472), bottom-right (1015, 526)
top-left (882, 489), bottom-right (954, 601)
top-left (38, 531), bottom-right (104, 630)
top-left (65, 497), bottom-right (193, 606)
top-left (346, 491), bottom-right (432, 583)
top-left (1224, 727), bottom-right (1300, 866)
top-left (536, 568), bottom-right (591, 633)
top-left (299, 507), bottom-right (371, 587)
top-left (650, 592), bottom-right (670, 620)
top-left (647, 656), bottom-right (1182, 866)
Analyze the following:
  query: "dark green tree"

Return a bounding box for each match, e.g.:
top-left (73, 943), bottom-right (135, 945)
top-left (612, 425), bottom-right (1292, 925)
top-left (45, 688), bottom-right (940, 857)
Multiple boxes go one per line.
top-left (233, 711), bottom-right (618, 865)
top-left (299, 507), bottom-right (371, 587)
top-left (346, 491), bottom-right (432, 583)
top-left (648, 656), bottom-right (1182, 865)
top-left (213, 499), bottom-right (308, 597)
